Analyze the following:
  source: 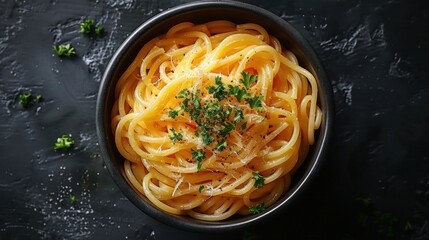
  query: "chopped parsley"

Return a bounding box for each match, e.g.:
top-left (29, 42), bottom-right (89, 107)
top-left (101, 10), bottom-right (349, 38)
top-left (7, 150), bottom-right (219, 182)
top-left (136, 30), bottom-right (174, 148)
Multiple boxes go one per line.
top-left (247, 94), bottom-right (263, 109)
top-left (177, 89), bottom-right (190, 98)
top-left (18, 92), bottom-right (33, 108)
top-left (214, 140), bottom-right (227, 151)
top-left (168, 108), bottom-right (180, 119)
top-left (206, 76), bottom-right (227, 101)
top-left (52, 44), bottom-right (76, 57)
top-left (171, 82), bottom-right (247, 149)
top-left (249, 203), bottom-right (265, 214)
top-left (80, 19), bottom-right (104, 37)
top-left (240, 71), bottom-right (258, 89)
top-left (228, 85), bottom-right (246, 102)
top-left (80, 19), bottom-right (94, 35)
top-left (228, 84), bottom-right (250, 102)
top-left (18, 92), bottom-right (43, 109)
top-left (219, 123), bottom-right (235, 137)
top-left (228, 73), bottom-right (263, 107)
top-left (70, 195), bottom-right (76, 205)
top-left (201, 129), bottom-right (215, 145)
top-left (36, 94), bottom-right (43, 103)
top-left (192, 149), bottom-right (205, 171)
top-left (233, 107), bottom-right (244, 124)
top-left (198, 185), bottom-right (204, 193)
top-left (252, 172), bottom-right (265, 188)
top-left (168, 72), bottom-right (266, 167)
top-left (95, 25), bottom-right (104, 37)
top-left (54, 134), bottom-right (75, 151)
top-left (169, 128), bottom-right (183, 143)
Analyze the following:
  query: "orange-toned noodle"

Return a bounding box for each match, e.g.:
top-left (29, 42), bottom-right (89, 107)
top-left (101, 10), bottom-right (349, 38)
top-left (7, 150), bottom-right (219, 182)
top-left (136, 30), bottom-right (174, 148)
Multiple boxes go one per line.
top-left (112, 21), bottom-right (322, 221)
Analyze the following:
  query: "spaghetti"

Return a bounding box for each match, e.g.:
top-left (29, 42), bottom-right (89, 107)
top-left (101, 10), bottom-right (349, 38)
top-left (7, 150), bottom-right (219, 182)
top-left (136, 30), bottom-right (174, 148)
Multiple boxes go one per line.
top-left (111, 21), bottom-right (322, 221)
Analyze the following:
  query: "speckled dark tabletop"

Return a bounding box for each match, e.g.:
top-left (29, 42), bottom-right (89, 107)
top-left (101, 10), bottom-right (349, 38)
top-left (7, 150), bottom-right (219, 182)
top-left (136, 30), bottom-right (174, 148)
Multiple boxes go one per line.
top-left (1, 0), bottom-right (428, 239)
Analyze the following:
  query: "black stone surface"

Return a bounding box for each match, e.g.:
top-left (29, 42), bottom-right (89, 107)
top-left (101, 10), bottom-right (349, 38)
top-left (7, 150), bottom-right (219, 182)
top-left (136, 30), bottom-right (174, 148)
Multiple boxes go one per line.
top-left (0, 0), bottom-right (428, 239)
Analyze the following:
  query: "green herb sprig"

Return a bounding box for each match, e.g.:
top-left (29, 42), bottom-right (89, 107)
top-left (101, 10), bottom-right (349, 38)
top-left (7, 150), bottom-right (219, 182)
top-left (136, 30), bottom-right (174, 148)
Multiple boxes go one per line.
top-left (80, 19), bottom-right (104, 37)
top-left (95, 25), bottom-right (104, 37)
top-left (18, 92), bottom-right (33, 108)
top-left (80, 19), bottom-right (94, 35)
top-left (252, 172), bottom-right (265, 188)
top-left (169, 128), bottom-right (183, 143)
top-left (249, 203), bottom-right (265, 214)
top-left (192, 149), bottom-right (206, 171)
top-left (36, 94), bottom-right (43, 103)
top-left (240, 71), bottom-right (258, 89)
top-left (53, 44), bottom-right (76, 57)
top-left (18, 92), bottom-right (43, 109)
top-left (228, 85), bottom-right (250, 102)
top-left (54, 134), bottom-right (75, 151)
top-left (227, 72), bottom-right (263, 108)
top-left (207, 76), bottom-right (228, 101)
top-left (214, 140), bottom-right (227, 151)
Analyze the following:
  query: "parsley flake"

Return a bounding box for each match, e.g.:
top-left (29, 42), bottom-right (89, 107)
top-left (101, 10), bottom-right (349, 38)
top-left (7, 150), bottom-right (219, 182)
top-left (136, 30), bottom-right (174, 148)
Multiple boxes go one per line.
top-left (18, 92), bottom-right (33, 108)
top-left (206, 76), bottom-right (227, 101)
top-left (80, 19), bottom-right (94, 35)
top-left (203, 102), bottom-right (222, 120)
top-left (201, 129), bottom-right (215, 145)
top-left (168, 108), bottom-right (180, 119)
top-left (54, 134), bottom-right (75, 151)
top-left (233, 108), bottom-right (244, 124)
top-left (240, 71), bottom-right (258, 89)
top-left (194, 94), bottom-right (202, 109)
top-left (36, 94), bottom-right (43, 103)
top-left (18, 92), bottom-right (43, 108)
top-left (95, 25), bottom-right (104, 37)
top-left (198, 185), bottom-right (204, 193)
top-left (249, 203), bottom-right (265, 214)
top-left (214, 140), bottom-right (227, 151)
top-left (80, 19), bottom-right (104, 37)
top-left (169, 128), bottom-right (183, 143)
top-left (177, 89), bottom-right (189, 98)
top-left (219, 123), bottom-right (234, 137)
top-left (70, 195), bottom-right (76, 205)
top-left (52, 44), bottom-right (76, 57)
top-left (228, 84), bottom-right (250, 102)
top-left (192, 149), bottom-right (205, 171)
top-left (252, 173), bottom-right (265, 188)
top-left (247, 94), bottom-right (263, 109)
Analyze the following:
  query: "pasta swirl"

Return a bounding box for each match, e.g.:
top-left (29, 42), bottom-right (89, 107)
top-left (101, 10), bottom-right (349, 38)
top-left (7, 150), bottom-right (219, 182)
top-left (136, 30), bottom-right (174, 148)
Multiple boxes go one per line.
top-left (112, 21), bottom-right (322, 221)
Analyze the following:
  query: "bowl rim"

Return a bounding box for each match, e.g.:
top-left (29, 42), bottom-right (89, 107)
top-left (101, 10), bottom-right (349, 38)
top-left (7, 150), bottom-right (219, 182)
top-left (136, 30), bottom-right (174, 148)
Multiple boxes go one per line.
top-left (96, 0), bottom-right (334, 232)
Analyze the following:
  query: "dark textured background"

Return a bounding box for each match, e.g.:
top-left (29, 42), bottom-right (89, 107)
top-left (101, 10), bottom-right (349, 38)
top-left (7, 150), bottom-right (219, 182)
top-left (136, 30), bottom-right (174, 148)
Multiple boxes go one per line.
top-left (1, 0), bottom-right (428, 239)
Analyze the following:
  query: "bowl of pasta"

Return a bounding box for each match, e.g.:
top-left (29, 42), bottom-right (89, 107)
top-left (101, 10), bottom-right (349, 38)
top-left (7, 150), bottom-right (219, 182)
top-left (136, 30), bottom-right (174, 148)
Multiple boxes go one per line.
top-left (96, 0), bottom-right (333, 232)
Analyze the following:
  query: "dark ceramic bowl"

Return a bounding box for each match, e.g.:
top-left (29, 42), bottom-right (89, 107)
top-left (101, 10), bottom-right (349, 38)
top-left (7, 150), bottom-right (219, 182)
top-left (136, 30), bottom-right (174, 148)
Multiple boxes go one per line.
top-left (96, 0), bottom-right (334, 232)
